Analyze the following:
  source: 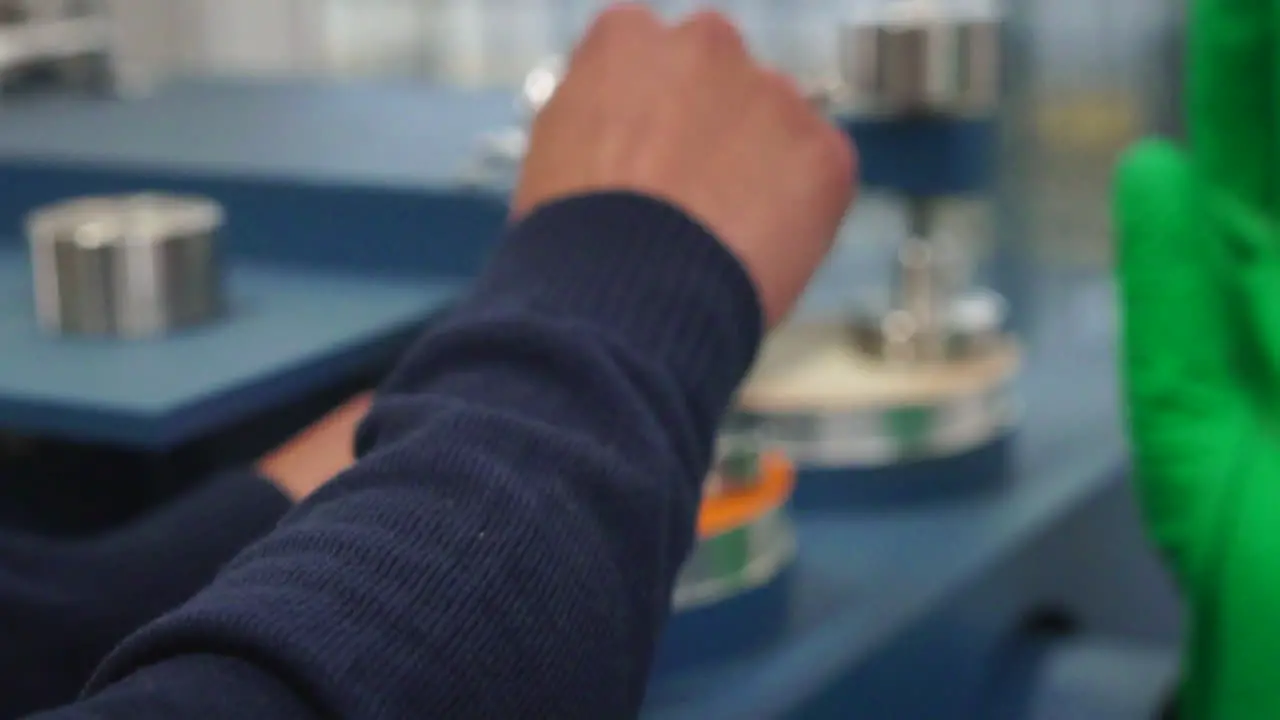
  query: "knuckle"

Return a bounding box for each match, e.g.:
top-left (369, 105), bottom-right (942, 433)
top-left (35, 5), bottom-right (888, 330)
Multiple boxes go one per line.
top-left (586, 2), bottom-right (661, 41)
top-left (677, 11), bottom-right (746, 55)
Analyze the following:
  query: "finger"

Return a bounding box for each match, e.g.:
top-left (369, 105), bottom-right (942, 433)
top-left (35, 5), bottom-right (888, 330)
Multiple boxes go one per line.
top-left (1116, 139), bottom-right (1243, 590)
top-left (1190, 0), bottom-right (1272, 207)
top-left (666, 11), bottom-right (759, 133)
top-left (671, 10), bottom-right (750, 62)
top-left (570, 2), bottom-right (665, 69)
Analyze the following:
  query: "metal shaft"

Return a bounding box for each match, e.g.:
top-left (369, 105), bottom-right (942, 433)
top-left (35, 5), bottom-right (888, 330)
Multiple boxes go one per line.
top-left (888, 198), bottom-right (954, 361)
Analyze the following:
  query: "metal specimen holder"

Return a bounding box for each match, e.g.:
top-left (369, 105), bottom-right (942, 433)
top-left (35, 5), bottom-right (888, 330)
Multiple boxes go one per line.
top-left (735, 0), bottom-right (1018, 494)
top-left (27, 193), bottom-right (226, 339)
top-left (839, 0), bottom-right (1006, 367)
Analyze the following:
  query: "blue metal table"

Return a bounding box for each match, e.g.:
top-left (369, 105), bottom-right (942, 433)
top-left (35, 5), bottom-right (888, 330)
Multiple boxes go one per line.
top-left (0, 247), bottom-right (459, 448)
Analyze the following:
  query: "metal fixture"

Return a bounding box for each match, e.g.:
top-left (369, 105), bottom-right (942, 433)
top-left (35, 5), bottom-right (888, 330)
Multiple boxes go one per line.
top-left (837, 1), bottom-right (1009, 371)
top-left (837, 0), bottom-right (1001, 117)
top-left (27, 193), bottom-right (226, 338)
top-left (736, 0), bottom-right (1017, 480)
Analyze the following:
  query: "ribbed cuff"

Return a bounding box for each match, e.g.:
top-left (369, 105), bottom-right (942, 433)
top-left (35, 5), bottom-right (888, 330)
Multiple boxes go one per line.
top-left (471, 192), bottom-right (764, 417)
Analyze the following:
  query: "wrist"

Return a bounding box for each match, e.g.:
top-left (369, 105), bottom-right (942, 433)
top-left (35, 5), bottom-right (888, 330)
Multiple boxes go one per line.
top-left (472, 193), bottom-right (763, 420)
top-left (255, 393), bottom-right (374, 503)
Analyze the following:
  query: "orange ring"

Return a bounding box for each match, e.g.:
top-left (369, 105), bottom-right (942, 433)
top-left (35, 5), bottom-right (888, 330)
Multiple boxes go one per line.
top-left (697, 451), bottom-right (795, 539)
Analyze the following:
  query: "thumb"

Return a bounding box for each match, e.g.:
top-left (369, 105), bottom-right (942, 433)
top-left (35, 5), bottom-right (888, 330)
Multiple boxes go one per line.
top-left (1115, 139), bottom-right (1243, 590)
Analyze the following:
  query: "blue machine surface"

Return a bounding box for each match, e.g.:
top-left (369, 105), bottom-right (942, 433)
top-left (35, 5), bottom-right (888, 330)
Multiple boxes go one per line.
top-left (0, 247), bottom-right (458, 448)
top-left (0, 79), bottom-right (992, 448)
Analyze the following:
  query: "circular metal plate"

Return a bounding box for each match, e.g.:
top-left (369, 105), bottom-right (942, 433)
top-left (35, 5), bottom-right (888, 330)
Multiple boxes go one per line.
top-left (736, 321), bottom-right (1021, 468)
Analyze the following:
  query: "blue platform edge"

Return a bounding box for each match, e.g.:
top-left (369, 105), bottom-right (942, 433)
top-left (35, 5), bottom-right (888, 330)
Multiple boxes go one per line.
top-left (0, 249), bottom-right (460, 448)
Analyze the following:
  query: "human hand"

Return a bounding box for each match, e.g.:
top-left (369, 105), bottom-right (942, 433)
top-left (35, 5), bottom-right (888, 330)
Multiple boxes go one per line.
top-left (512, 4), bottom-right (856, 328)
top-left (1115, 1), bottom-right (1280, 715)
top-left (256, 393), bottom-right (374, 502)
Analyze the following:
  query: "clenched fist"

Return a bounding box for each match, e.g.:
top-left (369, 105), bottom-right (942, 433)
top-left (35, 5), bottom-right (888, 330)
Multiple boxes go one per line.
top-left (513, 4), bottom-right (857, 328)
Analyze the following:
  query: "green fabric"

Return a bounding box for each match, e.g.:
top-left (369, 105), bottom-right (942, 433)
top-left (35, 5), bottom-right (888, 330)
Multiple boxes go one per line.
top-left (1115, 1), bottom-right (1280, 717)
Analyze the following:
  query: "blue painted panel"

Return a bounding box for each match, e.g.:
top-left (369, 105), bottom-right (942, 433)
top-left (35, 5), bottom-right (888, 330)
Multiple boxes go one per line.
top-left (0, 248), bottom-right (460, 448)
top-left (791, 435), bottom-right (1014, 510)
top-left (0, 80), bottom-right (992, 281)
top-left (0, 162), bottom-right (509, 279)
top-left (842, 115), bottom-right (995, 196)
top-left (655, 567), bottom-right (797, 676)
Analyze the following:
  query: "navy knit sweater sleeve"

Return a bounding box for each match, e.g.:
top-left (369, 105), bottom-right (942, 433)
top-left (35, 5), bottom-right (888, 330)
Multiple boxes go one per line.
top-left (2, 470), bottom-right (291, 717)
top-left (40, 193), bottom-right (763, 719)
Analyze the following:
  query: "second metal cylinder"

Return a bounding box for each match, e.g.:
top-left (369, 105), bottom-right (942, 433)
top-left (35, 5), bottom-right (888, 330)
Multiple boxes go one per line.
top-left (27, 193), bottom-right (226, 339)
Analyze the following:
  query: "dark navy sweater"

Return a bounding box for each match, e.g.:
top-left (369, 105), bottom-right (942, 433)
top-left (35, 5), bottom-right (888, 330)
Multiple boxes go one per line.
top-left (1, 470), bottom-right (292, 717)
top-left (28, 193), bottom-right (763, 719)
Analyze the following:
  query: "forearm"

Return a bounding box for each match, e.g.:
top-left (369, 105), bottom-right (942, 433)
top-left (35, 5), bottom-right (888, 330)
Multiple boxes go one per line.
top-left (46, 194), bottom-right (760, 719)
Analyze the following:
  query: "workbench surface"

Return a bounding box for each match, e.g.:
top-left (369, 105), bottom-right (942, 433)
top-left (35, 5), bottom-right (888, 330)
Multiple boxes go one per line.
top-left (0, 80), bottom-right (519, 189)
top-left (0, 248), bottom-right (458, 448)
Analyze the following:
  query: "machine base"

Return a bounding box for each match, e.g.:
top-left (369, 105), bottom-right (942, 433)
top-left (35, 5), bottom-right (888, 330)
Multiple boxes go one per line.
top-left (791, 432), bottom-right (1014, 511)
top-left (654, 564), bottom-right (797, 677)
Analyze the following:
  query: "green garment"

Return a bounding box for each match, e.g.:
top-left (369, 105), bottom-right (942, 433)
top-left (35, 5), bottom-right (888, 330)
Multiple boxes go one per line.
top-left (1115, 1), bottom-right (1280, 717)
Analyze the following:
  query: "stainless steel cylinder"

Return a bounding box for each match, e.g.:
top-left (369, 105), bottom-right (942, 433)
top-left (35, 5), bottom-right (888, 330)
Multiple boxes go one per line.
top-left (27, 194), bottom-right (225, 339)
top-left (839, 1), bottom-right (1001, 117)
top-left (849, 287), bottom-right (1008, 364)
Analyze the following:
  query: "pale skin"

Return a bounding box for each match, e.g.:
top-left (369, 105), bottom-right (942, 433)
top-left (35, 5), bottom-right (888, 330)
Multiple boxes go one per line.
top-left (256, 392), bottom-right (373, 502)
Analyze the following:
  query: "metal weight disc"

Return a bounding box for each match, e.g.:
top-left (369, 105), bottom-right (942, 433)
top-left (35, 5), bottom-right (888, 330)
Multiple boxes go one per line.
top-left (731, 320), bottom-right (1020, 508)
top-left (26, 193), bottom-right (225, 339)
top-left (737, 321), bottom-right (1020, 468)
top-left (838, 0), bottom-right (1002, 118)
